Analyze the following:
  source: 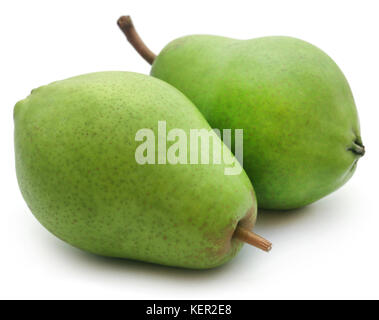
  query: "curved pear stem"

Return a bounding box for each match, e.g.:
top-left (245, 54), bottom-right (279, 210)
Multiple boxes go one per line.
top-left (117, 16), bottom-right (156, 65)
top-left (234, 226), bottom-right (272, 252)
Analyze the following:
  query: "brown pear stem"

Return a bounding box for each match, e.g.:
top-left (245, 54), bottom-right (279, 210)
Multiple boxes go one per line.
top-left (117, 16), bottom-right (156, 65)
top-left (234, 226), bottom-right (272, 252)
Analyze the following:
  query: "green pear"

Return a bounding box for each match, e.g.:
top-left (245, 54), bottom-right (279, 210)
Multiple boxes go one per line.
top-left (14, 71), bottom-right (270, 269)
top-left (118, 16), bottom-right (365, 210)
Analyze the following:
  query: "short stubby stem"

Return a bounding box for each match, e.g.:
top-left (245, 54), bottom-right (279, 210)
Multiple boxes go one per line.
top-left (234, 226), bottom-right (272, 252)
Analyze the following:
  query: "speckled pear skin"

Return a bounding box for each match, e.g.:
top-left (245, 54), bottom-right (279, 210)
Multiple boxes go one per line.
top-left (14, 71), bottom-right (256, 269)
top-left (151, 36), bottom-right (364, 210)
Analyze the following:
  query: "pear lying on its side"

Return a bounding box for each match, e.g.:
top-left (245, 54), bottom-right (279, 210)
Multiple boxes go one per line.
top-left (118, 16), bottom-right (365, 210)
top-left (14, 72), bottom-right (270, 269)
top-left (151, 36), bottom-right (365, 210)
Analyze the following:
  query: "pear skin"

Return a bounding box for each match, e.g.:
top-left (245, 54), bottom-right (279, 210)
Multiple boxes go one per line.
top-left (118, 16), bottom-right (365, 210)
top-left (14, 72), bottom-right (269, 269)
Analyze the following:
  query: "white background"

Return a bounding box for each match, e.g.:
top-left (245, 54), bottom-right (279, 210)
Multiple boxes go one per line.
top-left (0, 0), bottom-right (378, 300)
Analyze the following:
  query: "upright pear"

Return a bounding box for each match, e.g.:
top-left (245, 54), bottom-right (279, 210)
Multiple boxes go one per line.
top-left (118, 16), bottom-right (365, 210)
top-left (14, 71), bottom-right (270, 269)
